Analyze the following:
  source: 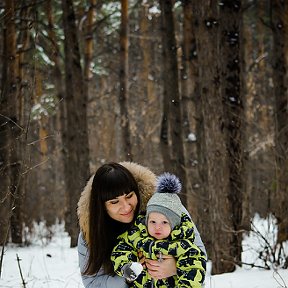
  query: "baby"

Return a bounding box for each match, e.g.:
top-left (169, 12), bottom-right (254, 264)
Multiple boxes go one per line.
top-left (111, 173), bottom-right (207, 288)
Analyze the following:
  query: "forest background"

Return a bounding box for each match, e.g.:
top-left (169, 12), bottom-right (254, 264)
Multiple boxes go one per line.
top-left (0, 0), bottom-right (287, 276)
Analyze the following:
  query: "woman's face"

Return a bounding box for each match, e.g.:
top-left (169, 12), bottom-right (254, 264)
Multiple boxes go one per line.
top-left (105, 191), bottom-right (138, 223)
top-left (147, 212), bottom-right (171, 240)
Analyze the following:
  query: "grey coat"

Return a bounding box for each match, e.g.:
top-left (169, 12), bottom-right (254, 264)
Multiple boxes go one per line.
top-left (78, 232), bottom-right (127, 288)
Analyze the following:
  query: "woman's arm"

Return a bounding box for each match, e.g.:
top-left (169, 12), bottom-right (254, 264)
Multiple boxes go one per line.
top-left (78, 233), bottom-right (128, 288)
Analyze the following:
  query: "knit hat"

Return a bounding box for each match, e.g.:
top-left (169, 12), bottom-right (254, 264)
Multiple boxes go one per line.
top-left (146, 173), bottom-right (183, 229)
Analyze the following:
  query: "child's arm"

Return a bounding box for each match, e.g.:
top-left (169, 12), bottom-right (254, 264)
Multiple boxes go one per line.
top-left (175, 240), bottom-right (207, 288)
top-left (111, 236), bottom-right (139, 276)
top-left (111, 231), bottom-right (152, 286)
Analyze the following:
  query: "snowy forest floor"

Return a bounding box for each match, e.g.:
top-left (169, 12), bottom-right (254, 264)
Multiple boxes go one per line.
top-left (0, 215), bottom-right (288, 288)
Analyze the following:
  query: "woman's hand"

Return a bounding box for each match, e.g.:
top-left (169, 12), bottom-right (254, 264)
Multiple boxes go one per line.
top-left (145, 255), bottom-right (177, 280)
top-left (137, 251), bottom-right (146, 268)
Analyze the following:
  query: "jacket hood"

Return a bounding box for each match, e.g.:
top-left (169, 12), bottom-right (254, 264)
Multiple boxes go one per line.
top-left (77, 161), bottom-right (157, 243)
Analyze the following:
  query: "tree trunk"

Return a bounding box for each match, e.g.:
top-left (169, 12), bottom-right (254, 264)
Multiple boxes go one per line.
top-left (271, 0), bottom-right (288, 243)
top-left (61, 0), bottom-right (90, 247)
top-left (182, 0), bottom-right (212, 256)
top-left (45, 0), bottom-right (67, 227)
top-left (0, 0), bottom-right (24, 244)
top-left (195, 0), bottom-right (244, 274)
top-left (159, 0), bottom-right (187, 207)
top-left (84, 0), bottom-right (97, 81)
top-left (119, 0), bottom-right (133, 161)
top-left (0, 4), bottom-right (11, 245)
top-left (219, 1), bottom-right (245, 268)
top-left (11, 0), bottom-right (35, 243)
top-left (244, 0), bottom-right (274, 221)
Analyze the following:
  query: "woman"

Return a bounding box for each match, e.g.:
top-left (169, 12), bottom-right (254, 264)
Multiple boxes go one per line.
top-left (77, 162), bottom-right (206, 288)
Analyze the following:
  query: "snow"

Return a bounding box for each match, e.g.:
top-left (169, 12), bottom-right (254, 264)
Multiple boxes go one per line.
top-left (206, 265), bottom-right (288, 288)
top-left (0, 224), bottom-right (81, 288)
top-left (0, 216), bottom-right (288, 288)
top-left (187, 132), bottom-right (197, 142)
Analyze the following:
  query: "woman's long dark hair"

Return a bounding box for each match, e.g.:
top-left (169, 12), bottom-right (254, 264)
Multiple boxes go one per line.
top-left (84, 162), bottom-right (140, 275)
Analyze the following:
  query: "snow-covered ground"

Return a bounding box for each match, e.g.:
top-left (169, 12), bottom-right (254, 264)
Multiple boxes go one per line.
top-left (0, 215), bottom-right (287, 288)
top-left (0, 223), bottom-right (81, 288)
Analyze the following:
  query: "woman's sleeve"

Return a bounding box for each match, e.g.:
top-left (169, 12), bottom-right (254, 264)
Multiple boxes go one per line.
top-left (77, 232), bottom-right (128, 288)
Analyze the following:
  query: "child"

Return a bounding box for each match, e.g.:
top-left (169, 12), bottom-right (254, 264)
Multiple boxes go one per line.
top-left (111, 173), bottom-right (207, 288)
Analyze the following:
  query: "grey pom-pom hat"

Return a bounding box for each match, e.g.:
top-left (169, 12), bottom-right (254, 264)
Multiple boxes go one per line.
top-left (146, 173), bottom-right (183, 229)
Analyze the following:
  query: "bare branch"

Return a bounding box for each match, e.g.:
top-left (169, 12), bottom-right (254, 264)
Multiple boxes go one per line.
top-left (0, 113), bottom-right (24, 131)
top-left (16, 254), bottom-right (27, 288)
top-left (273, 270), bottom-right (288, 288)
top-left (0, 224), bottom-right (10, 278)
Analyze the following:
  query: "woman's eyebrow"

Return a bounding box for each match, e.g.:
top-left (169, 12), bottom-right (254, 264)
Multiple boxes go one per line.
top-left (115, 194), bottom-right (126, 200)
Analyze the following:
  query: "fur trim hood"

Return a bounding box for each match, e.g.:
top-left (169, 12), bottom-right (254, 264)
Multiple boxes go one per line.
top-left (77, 161), bottom-right (157, 243)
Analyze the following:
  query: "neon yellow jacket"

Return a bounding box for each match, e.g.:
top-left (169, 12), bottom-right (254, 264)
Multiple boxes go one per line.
top-left (111, 213), bottom-right (206, 288)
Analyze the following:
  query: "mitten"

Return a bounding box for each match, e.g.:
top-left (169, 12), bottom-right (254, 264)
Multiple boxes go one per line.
top-left (121, 262), bottom-right (143, 281)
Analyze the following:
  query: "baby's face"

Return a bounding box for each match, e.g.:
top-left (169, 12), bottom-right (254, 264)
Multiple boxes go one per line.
top-left (147, 212), bottom-right (171, 240)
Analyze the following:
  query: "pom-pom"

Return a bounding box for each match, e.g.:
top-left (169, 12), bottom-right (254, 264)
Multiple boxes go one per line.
top-left (156, 173), bottom-right (182, 194)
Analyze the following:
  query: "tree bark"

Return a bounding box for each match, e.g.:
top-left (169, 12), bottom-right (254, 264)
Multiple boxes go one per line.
top-left (195, 0), bottom-right (244, 274)
top-left (61, 0), bottom-right (90, 247)
top-left (119, 0), bottom-right (133, 161)
top-left (182, 0), bottom-right (212, 256)
top-left (0, 0), bottom-right (24, 244)
top-left (271, 0), bottom-right (288, 243)
top-left (219, 0), bottom-right (245, 268)
top-left (84, 0), bottom-right (97, 81)
top-left (159, 0), bottom-right (187, 206)
top-left (0, 3), bottom-right (11, 245)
